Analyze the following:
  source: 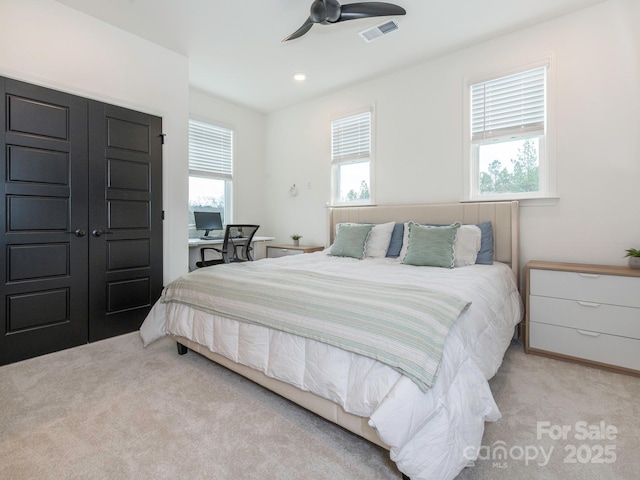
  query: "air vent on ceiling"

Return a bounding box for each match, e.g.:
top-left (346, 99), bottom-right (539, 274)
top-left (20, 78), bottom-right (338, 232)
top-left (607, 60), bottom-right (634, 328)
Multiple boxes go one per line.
top-left (359, 20), bottom-right (399, 43)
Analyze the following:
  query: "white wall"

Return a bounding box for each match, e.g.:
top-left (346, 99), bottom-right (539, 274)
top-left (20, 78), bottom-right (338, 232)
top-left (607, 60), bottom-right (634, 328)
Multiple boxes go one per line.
top-left (0, 0), bottom-right (190, 284)
top-left (265, 0), bottom-right (640, 272)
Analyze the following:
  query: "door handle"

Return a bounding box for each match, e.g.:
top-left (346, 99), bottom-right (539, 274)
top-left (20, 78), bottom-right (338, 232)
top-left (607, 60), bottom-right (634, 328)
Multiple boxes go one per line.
top-left (66, 229), bottom-right (86, 237)
top-left (92, 229), bottom-right (114, 237)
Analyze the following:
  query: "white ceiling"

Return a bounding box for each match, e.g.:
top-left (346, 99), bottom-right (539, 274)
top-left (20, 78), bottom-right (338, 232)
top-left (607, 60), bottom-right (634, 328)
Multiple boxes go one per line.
top-left (55, 0), bottom-right (605, 113)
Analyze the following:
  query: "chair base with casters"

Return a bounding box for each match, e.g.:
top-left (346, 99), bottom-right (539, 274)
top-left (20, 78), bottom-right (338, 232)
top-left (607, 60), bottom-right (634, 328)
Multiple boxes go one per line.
top-left (195, 224), bottom-right (260, 268)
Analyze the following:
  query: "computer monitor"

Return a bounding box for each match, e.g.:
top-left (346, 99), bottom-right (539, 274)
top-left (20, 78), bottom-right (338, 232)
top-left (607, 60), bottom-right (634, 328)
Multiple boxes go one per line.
top-left (194, 211), bottom-right (223, 237)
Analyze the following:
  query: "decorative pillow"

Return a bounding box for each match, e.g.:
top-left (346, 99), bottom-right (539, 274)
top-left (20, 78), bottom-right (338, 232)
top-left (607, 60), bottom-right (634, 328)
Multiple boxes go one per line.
top-left (397, 221), bottom-right (494, 265)
top-left (402, 222), bottom-right (460, 268)
top-left (365, 222), bottom-right (395, 258)
top-left (475, 221), bottom-right (494, 265)
top-left (385, 222), bottom-right (404, 258)
top-left (452, 225), bottom-right (481, 267)
top-left (329, 223), bottom-right (374, 259)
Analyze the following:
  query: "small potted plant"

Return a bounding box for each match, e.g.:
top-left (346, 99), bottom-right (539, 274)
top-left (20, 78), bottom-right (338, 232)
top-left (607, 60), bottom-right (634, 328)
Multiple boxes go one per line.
top-left (624, 248), bottom-right (640, 269)
top-left (291, 234), bottom-right (302, 247)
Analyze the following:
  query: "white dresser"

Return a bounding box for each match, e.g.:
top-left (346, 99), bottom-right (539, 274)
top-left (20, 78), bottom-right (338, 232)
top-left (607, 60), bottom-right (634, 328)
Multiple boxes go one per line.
top-left (525, 261), bottom-right (640, 376)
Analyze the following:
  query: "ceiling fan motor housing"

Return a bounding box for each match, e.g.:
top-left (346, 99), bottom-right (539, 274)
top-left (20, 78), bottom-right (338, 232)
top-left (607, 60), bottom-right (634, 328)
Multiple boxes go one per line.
top-left (310, 0), bottom-right (342, 24)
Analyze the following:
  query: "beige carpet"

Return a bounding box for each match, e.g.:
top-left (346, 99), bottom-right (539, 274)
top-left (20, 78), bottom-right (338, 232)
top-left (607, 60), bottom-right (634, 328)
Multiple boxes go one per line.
top-left (0, 333), bottom-right (638, 479)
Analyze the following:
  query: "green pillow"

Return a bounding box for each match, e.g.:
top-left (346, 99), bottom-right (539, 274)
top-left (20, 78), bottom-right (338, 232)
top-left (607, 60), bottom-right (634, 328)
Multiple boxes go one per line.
top-left (402, 222), bottom-right (460, 268)
top-left (329, 223), bottom-right (374, 259)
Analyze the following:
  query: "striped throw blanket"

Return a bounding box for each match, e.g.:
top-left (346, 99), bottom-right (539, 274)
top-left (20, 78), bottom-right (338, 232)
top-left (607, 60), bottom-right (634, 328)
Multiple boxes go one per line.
top-left (160, 263), bottom-right (471, 392)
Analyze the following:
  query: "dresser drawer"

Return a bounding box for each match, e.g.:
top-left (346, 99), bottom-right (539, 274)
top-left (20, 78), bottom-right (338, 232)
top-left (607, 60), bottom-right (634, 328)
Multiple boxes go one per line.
top-left (530, 269), bottom-right (640, 308)
top-left (529, 322), bottom-right (640, 371)
top-left (267, 247), bottom-right (303, 258)
top-left (530, 295), bottom-right (640, 340)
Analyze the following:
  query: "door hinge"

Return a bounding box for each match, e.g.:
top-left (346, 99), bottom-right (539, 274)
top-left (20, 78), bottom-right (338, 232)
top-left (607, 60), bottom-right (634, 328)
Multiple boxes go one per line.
top-left (162, 210), bottom-right (165, 220)
top-left (160, 133), bottom-right (166, 144)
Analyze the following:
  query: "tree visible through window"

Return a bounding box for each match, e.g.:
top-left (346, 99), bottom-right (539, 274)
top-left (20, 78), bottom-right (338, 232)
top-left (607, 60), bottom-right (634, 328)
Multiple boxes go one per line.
top-left (188, 176), bottom-right (226, 225)
top-left (479, 138), bottom-right (539, 195)
top-left (347, 180), bottom-right (371, 201)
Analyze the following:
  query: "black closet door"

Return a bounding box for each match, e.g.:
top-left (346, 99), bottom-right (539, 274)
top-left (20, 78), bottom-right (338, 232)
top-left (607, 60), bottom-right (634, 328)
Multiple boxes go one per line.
top-left (87, 102), bottom-right (163, 342)
top-left (0, 78), bottom-right (89, 364)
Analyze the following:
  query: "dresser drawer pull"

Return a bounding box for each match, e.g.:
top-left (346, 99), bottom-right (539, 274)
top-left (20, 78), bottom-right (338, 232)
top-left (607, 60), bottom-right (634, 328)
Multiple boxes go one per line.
top-left (577, 329), bottom-right (601, 337)
top-left (577, 273), bottom-right (600, 278)
top-left (280, 249), bottom-right (289, 252)
top-left (577, 301), bottom-right (601, 308)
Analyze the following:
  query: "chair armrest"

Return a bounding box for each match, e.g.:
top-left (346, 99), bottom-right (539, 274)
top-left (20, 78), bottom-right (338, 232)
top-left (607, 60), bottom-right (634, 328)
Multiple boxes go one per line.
top-left (200, 246), bottom-right (222, 262)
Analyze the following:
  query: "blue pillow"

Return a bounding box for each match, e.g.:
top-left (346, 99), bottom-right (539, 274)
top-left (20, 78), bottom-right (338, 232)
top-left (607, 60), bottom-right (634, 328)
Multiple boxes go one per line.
top-left (428, 221), bottom-right (494, 264)
top-left (385, 223), bottom-right (404, 258)
top-left (475, 221), bottom-right (494, 265)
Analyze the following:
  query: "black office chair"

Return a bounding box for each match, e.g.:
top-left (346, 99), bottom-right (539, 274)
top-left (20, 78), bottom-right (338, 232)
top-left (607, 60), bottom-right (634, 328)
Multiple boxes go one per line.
top-left (196, 224), bottom-right (260, 267)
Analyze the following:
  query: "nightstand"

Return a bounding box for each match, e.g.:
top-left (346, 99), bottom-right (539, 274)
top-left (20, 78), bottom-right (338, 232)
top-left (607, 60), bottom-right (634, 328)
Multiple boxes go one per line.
top-left (525, 260), bottom-right (640, 376)
top-left (266, 244), bottom-right (324, 258)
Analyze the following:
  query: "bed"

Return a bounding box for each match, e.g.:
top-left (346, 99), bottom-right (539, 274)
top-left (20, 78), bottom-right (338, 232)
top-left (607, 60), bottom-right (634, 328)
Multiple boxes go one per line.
top-left (140, 201), bottom-right (523, 480)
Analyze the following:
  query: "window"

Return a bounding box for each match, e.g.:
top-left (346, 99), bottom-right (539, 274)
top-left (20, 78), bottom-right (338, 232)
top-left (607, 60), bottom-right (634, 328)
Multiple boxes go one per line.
top-left (464, 59), bottom-right (555, 201)
top-left (188, 119), bottom-right (233, 231)
top-left (331, 108), bottom-right (373, 205)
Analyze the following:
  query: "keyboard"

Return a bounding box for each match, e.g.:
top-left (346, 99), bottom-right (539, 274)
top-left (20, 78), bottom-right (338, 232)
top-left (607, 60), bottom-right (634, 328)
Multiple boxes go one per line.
top-left (199, 236), bottom-right (223, 240)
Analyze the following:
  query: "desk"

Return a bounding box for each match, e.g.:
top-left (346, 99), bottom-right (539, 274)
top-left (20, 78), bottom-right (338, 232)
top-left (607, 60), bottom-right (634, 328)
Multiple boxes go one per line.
top-left (188, 236), bottom-right (274, 270)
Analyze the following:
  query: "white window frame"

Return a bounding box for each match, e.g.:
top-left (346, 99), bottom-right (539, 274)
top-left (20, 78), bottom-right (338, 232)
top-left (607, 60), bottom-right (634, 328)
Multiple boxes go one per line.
top-left (330, 106), bottom-right (375, 206)
top-left (463, 55), bottom-right (557, 203)
top-left (188, 117), bottom-right (234, 228)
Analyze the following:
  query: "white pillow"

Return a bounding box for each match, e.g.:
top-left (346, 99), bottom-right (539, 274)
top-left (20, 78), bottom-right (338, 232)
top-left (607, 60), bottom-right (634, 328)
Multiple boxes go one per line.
top-left (397, 222), bottom-right (481, 267)
top-left (365, 222), bottom-right (395, 258)
top-left (453, 225), bottom-right (481, 267)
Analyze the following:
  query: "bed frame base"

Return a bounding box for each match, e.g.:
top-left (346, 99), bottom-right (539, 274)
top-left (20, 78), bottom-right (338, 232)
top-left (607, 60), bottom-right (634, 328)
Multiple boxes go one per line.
top-left (174, 338), bottom-right (412, 476)
top-left (173, 338), bottom-right (389, 449)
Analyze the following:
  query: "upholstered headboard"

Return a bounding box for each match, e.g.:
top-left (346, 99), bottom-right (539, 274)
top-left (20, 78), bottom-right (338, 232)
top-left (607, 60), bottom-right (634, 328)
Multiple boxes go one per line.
top-left (329, 201), bottom-right (520, 282)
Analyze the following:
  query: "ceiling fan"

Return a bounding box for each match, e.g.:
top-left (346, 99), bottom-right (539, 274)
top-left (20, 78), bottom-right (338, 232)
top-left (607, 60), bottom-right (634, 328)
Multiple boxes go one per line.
top-left (283, 0), bottom-right (406, 42)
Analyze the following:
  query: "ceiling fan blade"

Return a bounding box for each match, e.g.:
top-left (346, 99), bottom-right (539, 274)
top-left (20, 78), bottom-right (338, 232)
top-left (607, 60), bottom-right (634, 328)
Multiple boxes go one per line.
top-left (338, 2), bottom-right (406, 22)
top-left (282, 18), bottom-right (314, 42)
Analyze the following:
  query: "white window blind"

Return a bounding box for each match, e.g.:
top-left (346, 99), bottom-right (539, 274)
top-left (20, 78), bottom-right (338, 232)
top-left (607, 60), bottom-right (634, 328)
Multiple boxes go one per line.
top-left (331, 110), bottom-right (371, 164)
top-left (189, 119), bottom-right (233, 180)
top-left (471, 66), bottom-right (546, 142)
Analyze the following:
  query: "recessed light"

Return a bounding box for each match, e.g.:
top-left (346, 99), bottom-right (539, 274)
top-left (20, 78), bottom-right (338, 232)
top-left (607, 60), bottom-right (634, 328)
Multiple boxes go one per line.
top-left (293, 73), bottom-right (306, 82)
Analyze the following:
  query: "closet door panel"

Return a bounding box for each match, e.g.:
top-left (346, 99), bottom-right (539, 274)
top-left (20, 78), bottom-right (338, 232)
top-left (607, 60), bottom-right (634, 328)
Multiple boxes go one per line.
top-left (0, 78), bottom-right (89, 365)
top-left (8, 145), bottom-right (69, 185)
top-left (88, 102), bottom-right (162, 342)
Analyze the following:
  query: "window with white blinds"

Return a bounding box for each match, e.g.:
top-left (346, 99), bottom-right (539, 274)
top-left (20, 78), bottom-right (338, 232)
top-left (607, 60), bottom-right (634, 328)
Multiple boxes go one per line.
top-left (188, 119), bottom-right (233, 232)
top-left (471, 66), bottom-right (546, 142)
top-left (331, 110), bottom-right (371, 164)
top-left (189, 119), bottom-right (233, 180)
top-left (464, 59), bottom-right (556, 202)
top-left (330, 108), bottom-right (374, 205)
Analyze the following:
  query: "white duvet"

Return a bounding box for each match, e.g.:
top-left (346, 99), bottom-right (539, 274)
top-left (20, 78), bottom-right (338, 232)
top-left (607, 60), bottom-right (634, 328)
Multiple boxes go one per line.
top-left (140, 252), bottom-right (523, 480)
